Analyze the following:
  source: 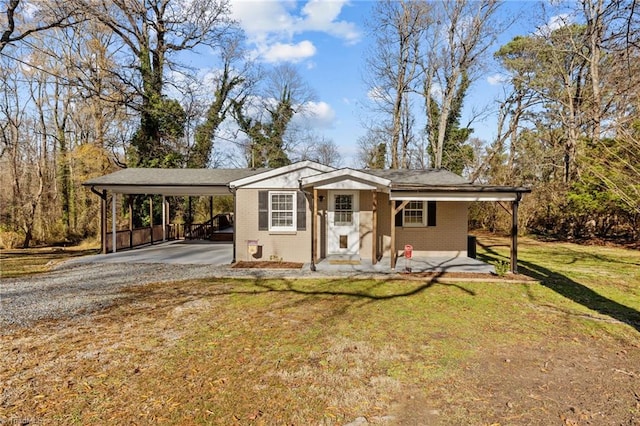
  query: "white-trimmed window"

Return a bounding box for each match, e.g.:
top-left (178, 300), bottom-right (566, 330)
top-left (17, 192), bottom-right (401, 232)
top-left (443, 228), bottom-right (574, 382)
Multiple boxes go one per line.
top-left (403, 201), bottom-right (426, 226)
top-left (269, 191), bottom-right (296, 231)
top-left (334, 194), bottom-right (354, 225)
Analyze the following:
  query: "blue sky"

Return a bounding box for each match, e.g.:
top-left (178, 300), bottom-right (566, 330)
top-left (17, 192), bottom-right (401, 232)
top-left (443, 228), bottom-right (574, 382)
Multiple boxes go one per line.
top-left (205, 0), bottom-right (559, 167)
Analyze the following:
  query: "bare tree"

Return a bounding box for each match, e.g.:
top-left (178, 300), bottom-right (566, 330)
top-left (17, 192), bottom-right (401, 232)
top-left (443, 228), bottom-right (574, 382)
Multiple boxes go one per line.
top-left (0, 0), bottom-right (75, 52)
top-left (363, 0), bottom-right (428, 169)
top-left (421, 0), bottom-right (502, 169)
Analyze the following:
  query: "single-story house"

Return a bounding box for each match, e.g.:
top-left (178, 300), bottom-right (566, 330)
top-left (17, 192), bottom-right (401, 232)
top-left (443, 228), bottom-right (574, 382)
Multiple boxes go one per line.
top-left (84, 160), bottom-right (530, 272)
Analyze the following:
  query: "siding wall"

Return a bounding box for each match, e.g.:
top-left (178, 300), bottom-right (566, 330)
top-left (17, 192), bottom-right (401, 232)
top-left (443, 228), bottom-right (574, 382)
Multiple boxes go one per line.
top-left (236, 187), bottom-right (469, 263)
top-left (376, 195), bottom-right (469, 258)
top-left (235, 188), bottom-right (312, 263)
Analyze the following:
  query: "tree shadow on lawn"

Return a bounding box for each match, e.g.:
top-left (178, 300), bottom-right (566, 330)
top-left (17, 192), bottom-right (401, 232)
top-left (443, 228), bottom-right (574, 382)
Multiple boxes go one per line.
top-left (245, 273), bottom-right (477, 322)
top-left (477, 241), bottom-right (640, 333)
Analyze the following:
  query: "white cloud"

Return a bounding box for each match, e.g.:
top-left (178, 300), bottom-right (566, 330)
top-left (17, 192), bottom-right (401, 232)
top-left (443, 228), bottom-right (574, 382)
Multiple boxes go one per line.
top-left (487, 73), bottom-right (507, 86)
top-left (296, 100), bottom-right (336, 128)
top-left (536, 13), bottom-right (573, 36)
top-left (261, 40), bottom-right (317, 63)
top-left (229, 0), bottom-right (361, 63)
top-left (299, 0), bottom-right (360, 44)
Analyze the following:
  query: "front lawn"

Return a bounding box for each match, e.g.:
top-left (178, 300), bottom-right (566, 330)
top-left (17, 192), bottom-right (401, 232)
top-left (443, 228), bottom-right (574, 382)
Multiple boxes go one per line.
top-left (1, 235), bottom-right (639, 424)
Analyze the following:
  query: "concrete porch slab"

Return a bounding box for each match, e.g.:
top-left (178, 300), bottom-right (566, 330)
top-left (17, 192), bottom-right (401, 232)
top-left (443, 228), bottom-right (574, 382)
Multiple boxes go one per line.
top-left (311, 256), bottom-right (495, 275)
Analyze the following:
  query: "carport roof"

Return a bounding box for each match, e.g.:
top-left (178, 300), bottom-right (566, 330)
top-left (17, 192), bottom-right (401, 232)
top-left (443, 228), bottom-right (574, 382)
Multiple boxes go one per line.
top-left (83, 167), bottom-right (269, 195)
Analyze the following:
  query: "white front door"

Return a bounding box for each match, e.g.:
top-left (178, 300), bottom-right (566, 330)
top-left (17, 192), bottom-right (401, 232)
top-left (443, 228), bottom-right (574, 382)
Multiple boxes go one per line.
top-left (327, 191), bottom-right (359, 255)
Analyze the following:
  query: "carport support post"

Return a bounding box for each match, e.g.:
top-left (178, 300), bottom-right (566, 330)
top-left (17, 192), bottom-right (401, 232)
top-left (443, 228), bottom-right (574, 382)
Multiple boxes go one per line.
top-left (510, 194), bottom-right (521, 274)
top-left (128, 196), bottom-right (133, 249)
top-left (149, 196), bottom-right (154, 245)
top-left (101, 190), bottom-right (107, 254)
top-left (112, 193), bottom-right (117, 253)
top-left (162, 195), bottom-right (166, 241)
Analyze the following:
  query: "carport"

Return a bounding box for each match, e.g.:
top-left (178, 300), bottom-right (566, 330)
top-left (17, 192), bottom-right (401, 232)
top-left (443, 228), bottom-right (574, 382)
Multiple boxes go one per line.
top-left (83, 168), bottom-right (266, 259)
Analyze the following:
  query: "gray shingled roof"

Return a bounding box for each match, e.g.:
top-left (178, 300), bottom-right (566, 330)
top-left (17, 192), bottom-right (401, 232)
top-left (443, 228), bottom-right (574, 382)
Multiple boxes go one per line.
top-left (83, 168), bottom-right (269, 187)
top-left (84, 166), bottom-right (530, 194)
top-left (363, 168), bottom-right (470, 186)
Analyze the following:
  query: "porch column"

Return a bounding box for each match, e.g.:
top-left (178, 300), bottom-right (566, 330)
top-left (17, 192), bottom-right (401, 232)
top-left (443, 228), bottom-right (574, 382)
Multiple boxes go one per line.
top-left (312, 188), bottom-right (318, 265)
top-left (149, 196), bottom-right (154, 245)
top-left (510, 193), bottom-right (521, 274)
top-left (112, 193), bottom-right (117, 253)
top-left (390, 200), bottom-right (396, 269)
top-left (162, 195), bottom-right (166, 241)
top-left (372, 190), bottom-right (377, 265)
top-left (101, 190), bottom-right (107, 254)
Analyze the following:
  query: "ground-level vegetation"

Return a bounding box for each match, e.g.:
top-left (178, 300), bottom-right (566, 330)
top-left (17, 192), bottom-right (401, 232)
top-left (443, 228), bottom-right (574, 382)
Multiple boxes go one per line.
top-left (1, 235), bottom-right (639, 424)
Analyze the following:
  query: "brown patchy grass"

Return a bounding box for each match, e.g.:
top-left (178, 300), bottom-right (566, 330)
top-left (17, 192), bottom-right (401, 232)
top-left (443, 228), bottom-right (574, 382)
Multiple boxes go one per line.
top-left (0, 247), bottom-right (100, 278)
top-left (1, 235), bottom-right (640, 425)
top-left (232, 261), bottom-right (304, 269)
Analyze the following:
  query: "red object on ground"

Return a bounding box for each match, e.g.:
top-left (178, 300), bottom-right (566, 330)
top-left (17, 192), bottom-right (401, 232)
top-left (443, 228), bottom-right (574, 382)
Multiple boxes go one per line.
top-left (404, 244), bottom-right (413, 259)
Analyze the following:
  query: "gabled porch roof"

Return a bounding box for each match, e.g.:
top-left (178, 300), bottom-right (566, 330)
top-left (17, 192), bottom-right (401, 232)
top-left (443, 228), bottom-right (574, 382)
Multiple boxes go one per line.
top-left (300, 168), bottom-right (391, 191)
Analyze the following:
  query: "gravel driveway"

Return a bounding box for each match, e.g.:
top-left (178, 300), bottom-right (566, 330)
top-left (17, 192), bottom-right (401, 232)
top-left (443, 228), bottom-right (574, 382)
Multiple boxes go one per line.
top-left (0, 261), bottom-right (302, 330)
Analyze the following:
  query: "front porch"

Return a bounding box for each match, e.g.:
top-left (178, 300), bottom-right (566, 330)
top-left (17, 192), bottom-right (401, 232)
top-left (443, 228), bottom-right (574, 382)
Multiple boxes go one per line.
top-left (311, 254), bottom-right (495, 274)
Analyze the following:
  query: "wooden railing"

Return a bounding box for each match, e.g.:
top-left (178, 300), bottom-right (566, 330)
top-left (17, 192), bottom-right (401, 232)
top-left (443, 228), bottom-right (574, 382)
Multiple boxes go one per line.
top-left (184, 214), bottom-right (232, 240)
top-left (106, 224), bottom-right (180, 252)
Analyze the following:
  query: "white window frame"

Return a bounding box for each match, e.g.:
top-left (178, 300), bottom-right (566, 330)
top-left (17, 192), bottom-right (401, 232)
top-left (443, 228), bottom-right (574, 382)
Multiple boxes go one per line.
top-left (268, 191), bottom-right (296, 232)
top-left (403, 201), bottom-right (426, 227)
top-left (333, 194), bottom-right (354, 226)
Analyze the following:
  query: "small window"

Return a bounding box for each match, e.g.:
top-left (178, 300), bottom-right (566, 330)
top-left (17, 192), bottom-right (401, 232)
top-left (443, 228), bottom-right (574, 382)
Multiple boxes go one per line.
top-left (269, 191), bottom-right (296, 231)
top-left (334, 194), bottom-right (353, 225)
top-left (403, 201), bottom-right (426, 227)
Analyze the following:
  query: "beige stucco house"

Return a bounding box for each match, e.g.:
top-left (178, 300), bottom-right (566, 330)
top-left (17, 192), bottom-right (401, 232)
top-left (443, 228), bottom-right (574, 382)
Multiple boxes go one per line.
top-left (84, 160), bottom-right (530, 272)
top-left (228, 160), bottom-right (529, 271)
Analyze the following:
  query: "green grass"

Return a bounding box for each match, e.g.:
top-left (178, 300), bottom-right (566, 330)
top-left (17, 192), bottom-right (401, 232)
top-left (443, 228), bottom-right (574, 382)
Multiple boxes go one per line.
top-left (0, 247), bottom-right (99, 278)
top-left (477, 234), bottom-right (640, 335)
top-left (2, 234), bottom-right (640, 424)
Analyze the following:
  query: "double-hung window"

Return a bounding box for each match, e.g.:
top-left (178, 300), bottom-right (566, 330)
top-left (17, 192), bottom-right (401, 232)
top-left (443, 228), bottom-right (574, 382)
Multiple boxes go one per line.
top-left (269, 191), bottom-right (296, 231)
top-left (403, 201), bottom-right (426, 227)
top-left (333, 194), bottom-right (353, 226)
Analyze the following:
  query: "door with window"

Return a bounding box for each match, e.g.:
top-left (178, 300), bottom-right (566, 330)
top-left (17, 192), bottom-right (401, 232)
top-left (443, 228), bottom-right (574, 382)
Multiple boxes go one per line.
top-left (327, 191), bottom-right (359, 255)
